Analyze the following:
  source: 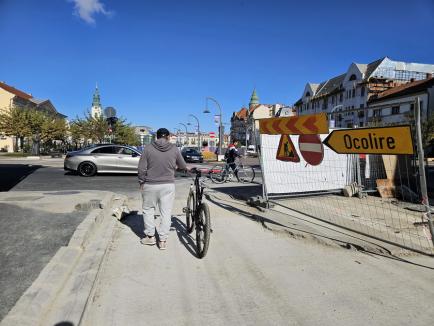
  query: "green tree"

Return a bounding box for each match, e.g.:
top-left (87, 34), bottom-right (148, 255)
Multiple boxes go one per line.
top-left (41, 115), bottom-right (68, 149)
top-left (0, 106), bottom-right (32, 151)
top-left (421, 112), bottom-right (434, 149)
top-left (113, 118), bottom-right (140, 146)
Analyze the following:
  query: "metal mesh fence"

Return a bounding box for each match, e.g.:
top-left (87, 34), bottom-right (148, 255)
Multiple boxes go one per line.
top-left (260, 134), bottom-right (434, 255)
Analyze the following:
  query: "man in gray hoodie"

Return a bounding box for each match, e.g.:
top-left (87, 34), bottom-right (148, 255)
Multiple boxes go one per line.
top-left (138, 128), bottom-right (187, 250)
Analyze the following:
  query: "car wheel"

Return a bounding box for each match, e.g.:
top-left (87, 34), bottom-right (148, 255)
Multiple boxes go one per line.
top-left (78, 161), bottom-right (97, 177)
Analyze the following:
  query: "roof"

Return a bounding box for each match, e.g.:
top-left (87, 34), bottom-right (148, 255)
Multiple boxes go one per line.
top-left (0, 81), bottom-right (32, 100)
top-left (364, 57), bottom-right (386, 79)
top-left (29, 98), bottom-right (49, 105)
top-left (369, 77), bottom-right (434, 103)
top-left (236, 107), bottom-right (248, 119)
top-left (315, 74), bottom-right (346, 97)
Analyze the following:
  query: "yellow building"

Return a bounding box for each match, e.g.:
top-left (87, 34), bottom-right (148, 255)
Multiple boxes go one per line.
top-left (0, 81), bottom-right (65, 152)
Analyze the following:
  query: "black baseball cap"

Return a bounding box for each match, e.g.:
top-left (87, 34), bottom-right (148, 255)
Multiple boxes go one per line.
top-left (156, 128), bottom-right (170, 138)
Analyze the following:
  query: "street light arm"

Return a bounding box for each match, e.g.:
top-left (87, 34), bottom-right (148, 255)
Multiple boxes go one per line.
top-left (206, 97), bottom-right (222, 116)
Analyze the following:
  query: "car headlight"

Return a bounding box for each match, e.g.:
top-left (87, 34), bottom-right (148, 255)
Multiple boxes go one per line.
top-left (186, 155), bottom-right (191, 158)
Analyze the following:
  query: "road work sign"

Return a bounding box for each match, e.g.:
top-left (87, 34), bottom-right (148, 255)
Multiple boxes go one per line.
top-left (259, 113), bottom-right (329, 135)
top-left (299, 134), bottom-right (324, 165)
top-left (323, 125), bottom-right (414, 155)
top-left (276, 135), bottom-right (300, 162)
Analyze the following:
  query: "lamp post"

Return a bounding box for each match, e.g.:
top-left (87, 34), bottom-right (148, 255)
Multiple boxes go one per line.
top-left (329, 105), bottom-right (343, 128)
top-left (179, 123), bottom-right (189, 146)
top-left (188, 114), bottom-right (200, 152)
top-left (203, 97), bottom-right (223, 155)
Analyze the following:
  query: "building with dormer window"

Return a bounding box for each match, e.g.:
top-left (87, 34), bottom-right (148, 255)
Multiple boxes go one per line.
top-left (294, 57), bottom-right (434, 128)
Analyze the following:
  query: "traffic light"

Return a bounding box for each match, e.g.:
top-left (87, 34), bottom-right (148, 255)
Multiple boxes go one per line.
top-left (106, 117), bottom-right (118, 133)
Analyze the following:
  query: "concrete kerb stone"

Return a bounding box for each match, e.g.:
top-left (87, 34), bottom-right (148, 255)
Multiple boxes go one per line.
top-left (0, 191), bottom-right (128, 326)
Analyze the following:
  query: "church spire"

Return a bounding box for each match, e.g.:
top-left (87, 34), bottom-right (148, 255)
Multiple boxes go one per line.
top-left (249, 88), bottom-right (259, 108)
top-left (92, 84), bottom-right (101, 108)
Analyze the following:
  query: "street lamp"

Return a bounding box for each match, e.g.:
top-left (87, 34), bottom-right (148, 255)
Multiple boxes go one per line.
top-left (179, 123), bottom-right (189, 146)
top-left (188, 114), bottom-right (200, 152)
top-left (329, 105), bottom-right (343, 128)
top-left (203, 97), bottom-right (223, 155)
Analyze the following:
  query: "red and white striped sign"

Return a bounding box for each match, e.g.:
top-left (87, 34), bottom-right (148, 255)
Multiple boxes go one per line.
top-left (298, 134), bottom-right (324, 166)
top-left (209, 132), bottom-right (216, 138)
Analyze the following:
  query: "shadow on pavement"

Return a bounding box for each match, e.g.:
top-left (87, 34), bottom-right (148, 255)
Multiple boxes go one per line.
top-left (210, 184), bottom-right (262, 200)
top-left (120, 211), bottom-right (144, 238)
top-left (172, 217), bottom-right (198, 258)
top-left (0, 164), bottom-right (43, 191)
top-left (206, 195), bottom-right (434, 270)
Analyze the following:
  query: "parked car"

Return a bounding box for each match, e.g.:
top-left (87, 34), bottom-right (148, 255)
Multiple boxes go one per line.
top-left (181, 147), bottom-right (203, 163)
top-left (64, 144), bottom-right (142, 176)
top-left (246, 145), bottom-right (258, 157)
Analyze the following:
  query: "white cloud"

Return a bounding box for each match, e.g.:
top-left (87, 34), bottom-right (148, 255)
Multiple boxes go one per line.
top-left (70, 0), bottom-right (112, 25)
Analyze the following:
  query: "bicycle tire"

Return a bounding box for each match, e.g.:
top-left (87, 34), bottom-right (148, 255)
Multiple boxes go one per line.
top-left (186, 190), bottom-right (195, 234)
top-left (237, 165), bottom-right (255, 183)
top-left (209, 165), bottom-right (227, 184)
top-left (196, 203), bottom-right (211, 259)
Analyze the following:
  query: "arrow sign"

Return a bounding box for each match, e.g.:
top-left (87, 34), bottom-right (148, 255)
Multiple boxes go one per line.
top-left (323, 125), bottom-right (414, 155)
top-left (259, 113), bottom-right (328, 135)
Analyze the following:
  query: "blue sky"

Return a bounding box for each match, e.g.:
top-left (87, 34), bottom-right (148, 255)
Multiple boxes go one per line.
top-left (1, 0), bottom-right (433, 133)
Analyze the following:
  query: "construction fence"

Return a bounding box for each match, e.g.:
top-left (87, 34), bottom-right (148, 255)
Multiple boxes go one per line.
top-left (258, 103), bottom-right (434, 255)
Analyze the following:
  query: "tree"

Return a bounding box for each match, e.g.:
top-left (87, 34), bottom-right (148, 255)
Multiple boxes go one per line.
top-left (421, 112), bottom-right (434, 149)
top-left (41, 116), bottom-right (68, 149)
top-left (113, 118), bottom-right (140, 146)
top-left (0, 106), bottom-right (32, 151)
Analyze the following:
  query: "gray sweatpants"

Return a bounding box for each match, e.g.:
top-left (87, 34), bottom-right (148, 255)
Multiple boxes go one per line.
top-left (141, 183), bottom-right (175, 241)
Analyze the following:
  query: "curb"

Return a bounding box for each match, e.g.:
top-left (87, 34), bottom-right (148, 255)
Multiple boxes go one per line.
top-left (0, 192), bottom-right (128, 326)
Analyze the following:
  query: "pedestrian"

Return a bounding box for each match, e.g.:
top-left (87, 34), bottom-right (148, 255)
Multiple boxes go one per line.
top-left (225, 139), bottom-right (241, 179)
top-left (138, 128), bottom-right (187, 250)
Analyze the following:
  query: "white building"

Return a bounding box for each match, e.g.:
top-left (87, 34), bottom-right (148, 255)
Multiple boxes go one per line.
top-left (368, 76), bottom-right (434, 125)
top-left (295, 57), bottom-right (434, 128)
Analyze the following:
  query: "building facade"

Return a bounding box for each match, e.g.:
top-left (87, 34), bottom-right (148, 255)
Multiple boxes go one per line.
top-left (368, 76), bottom-right (434, 126)
top-left (294, 57), bottom-right (434, 128)
top-left (0, 81), bottom-right (65, 152)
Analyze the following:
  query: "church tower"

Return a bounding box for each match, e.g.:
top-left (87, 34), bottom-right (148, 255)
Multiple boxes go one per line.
top-left (91, 84), bottom-right (103, 118)
top-left (249, 88), bottom-right (259, 109)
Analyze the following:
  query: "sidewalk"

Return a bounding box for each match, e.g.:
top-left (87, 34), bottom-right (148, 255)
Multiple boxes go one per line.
top-left (79, 186), bottom-right (434, 326)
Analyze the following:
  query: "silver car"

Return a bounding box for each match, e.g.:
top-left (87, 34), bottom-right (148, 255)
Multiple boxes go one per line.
top-left (64, 144), bottom-right (142, 176)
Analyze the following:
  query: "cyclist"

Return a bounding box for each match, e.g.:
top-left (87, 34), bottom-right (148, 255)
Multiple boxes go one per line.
top-left (225, 139), bottom-right (241, 179)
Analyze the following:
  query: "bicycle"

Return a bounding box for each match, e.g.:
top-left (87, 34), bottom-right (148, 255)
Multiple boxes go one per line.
top-left (183, 169), bottom-right (211, 259)
top-left (209, 157), bottom-right (255, 184)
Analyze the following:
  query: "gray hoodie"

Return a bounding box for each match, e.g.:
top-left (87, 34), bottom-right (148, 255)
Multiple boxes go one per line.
top-left (138, 139), bottom-right (187, 185)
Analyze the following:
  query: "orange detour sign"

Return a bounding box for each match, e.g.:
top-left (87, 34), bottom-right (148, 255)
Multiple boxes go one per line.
top-left (298, 134), bottom-right (324, 166)
top-left (259, 113), bottom-right (329, 135)
top-left (276, 135), bottom-right (300, 162)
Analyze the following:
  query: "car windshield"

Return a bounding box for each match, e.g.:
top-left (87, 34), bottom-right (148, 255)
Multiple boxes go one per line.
top-left (185, 149), bottom-right (199, 155)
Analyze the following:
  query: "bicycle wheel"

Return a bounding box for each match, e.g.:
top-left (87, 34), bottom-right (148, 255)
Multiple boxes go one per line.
top-left (186, 190), bottom-right (195, 234)
top-left (196, 203), bottom-right (211, 259)
top-left (209, 165), bottom-right (227, 184)
top-left (237, 165), bottom-right (255, 183)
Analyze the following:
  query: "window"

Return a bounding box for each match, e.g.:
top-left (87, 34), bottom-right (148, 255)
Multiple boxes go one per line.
top-left (391, 106), bottom-right (400, 115)
top-left (92, 146), bottom-right (115, 154)
top-left (349, 74), bottom-right (357, 81)
top-left (339, 93), bottom-right (343, 102)
top-left (360, 104), bottom-right (365, 109)
top-left (332, 96), bottom-right (335, 104)
top-left (373, 109), bottom-right (382, 117)
top-left (410, 103), bottom-right (414, 111)
top-left (361, 86), bottom-right (365, 97)
top-left (305, 91), bottom-right (311, 97)
top-left (118, 147), bottom-right (134, 155)
top-left (352, 89), bottom-right (355, 97)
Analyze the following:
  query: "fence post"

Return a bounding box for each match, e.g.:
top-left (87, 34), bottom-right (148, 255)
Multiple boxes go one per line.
top-left (414, 97), bottom-right (434, 245)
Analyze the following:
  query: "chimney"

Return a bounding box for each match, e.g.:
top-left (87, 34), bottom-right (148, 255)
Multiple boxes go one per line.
top-left (427, 73), bottom-right (433, 79)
